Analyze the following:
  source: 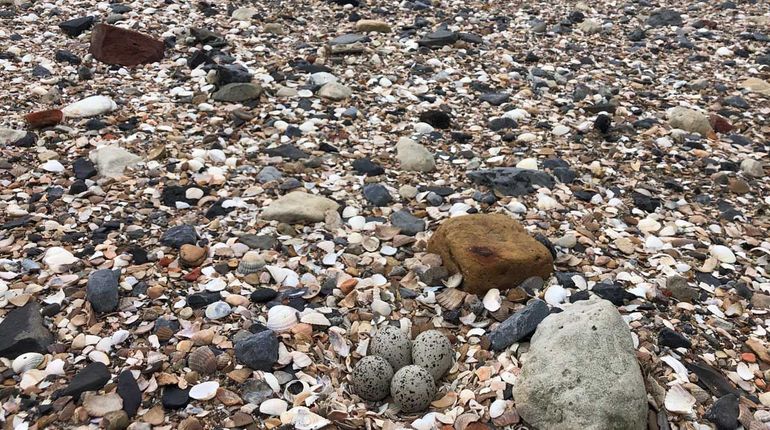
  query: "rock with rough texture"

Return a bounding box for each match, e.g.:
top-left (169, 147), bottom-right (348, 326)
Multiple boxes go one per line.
top-left (160, 225), bottom-right (198, 248)
top-left (489, 299), bottom-right (550, 351)
top-left (25, 110), bottom-right (64, 129)
top-left (647, 9), bottom-right (683, 27)
top-left (740, 159), bottom-right (764, 177)
top-left (89, 145), bottom-right (141, 177)
top-left (212, 83), bottom-right (263, 102)
top-left (427, 214), bottom-right (554, 295)
top-left (363, 183), bottom-right (392, 206)
top-left (391, 209), bottom-right (425, 236)
top-left (54, 362), bottom-right (111, 400)
top-left (0, 128), bottom-right (26, 145)
top-left (59, 16), bottom-right (95, 37)
top-left (668, 107), bottom-right (713, 136)
top-left (514, 299), bottom-right (647, 430)
top-left (467, 168), bottom-right (555, 196)
top-left (262, 191), bottom-right (339, 224)
top-left (89, 24), bottom-right (165, 66)
top-left (395, 138), bottom-right (435, 172)
top-left (87, 269), bottom-right (120, 313)
top-left (317, 82), bottom-right (352, 100)
top-left (234, 330), bottom-right (279, 371)
top-left (0, 303), bottom-right (54, 359)
top-left (741, 77), bottom-right (770, 96)
top-left (355, 19), bottom-right (391, 33)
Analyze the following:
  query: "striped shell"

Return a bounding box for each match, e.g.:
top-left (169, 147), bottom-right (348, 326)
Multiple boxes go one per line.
top-left (188, 346), bottom-right (217, 375)
top-left (238, 251), bottom-right (265, 275)
top-left (155, 326), bottom-right (176, 342)
top-left (436, 288), bottom-right (467, 310)
top-left (266, 305), bottom-right (299, 332)
top-left (12, 353), bottom-right (45, 374)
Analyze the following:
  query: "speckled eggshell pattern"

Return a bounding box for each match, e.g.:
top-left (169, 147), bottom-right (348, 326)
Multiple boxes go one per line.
top-left (390, 365), bottom-right (437, 413)
top-left (368, 325), bottom-right (412, 371)
top-left (350, 355), bottom-right (394, 401)
top-left (412, 330), bottom-right (453, 380)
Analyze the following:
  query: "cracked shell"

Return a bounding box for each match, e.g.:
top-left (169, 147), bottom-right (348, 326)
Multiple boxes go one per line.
top-left (350, 355), bottom-right (394, 401)
top-left (412, 330), bottom-right (453, 381)
top-left (390, 365), bottom-right (437, 413)
top-left (368, 325), bottom-right (412, 371)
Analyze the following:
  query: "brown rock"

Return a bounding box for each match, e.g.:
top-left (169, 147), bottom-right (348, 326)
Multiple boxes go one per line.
top-left (102, 410), bottom-right (129, 430)
top-left (728, 178), bottom-right (751, 194)
top-left (426, 214), bottom-right (553, 295)
top-left (25, 110), bottom-right (64, 129)
top-left (179, 244), bottom-right (207, 267)
top-left (178, 417), bottom-right (203, 430)
top-left (89, 24), bottom-right (165, 66)
top-left (751, 293), bottom-right (770, 310)
top-left (709, 114), bottom-right (733, 133)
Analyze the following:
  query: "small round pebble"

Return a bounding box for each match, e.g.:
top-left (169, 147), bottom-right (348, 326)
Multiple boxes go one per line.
top-left (390, 365), bottom-right (436, 413)
top-left (350, 355), bottom-right (394, 401)
top-left (412, 330), bottom-right (453, 380)
top-left (369, 325), bottom-right (412, 371)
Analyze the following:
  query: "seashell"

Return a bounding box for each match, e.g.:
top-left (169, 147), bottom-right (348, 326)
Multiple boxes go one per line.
top-left (482, 289), bottom-right (502, 312)
top-left (205, 301), bottom-right (232, 320)
top-left (216, 352), bottom-right (232, 370)
top-left (188, 347), bottom-right (217, 375)
top-left (362, 236), bottom-right (380, 252)
top-left (284, 380), bottom-right (310, 403)
top-left (664, 384), bottom-right (695, 414)
top-left (61, 95), bottom-right (117, 118)
top-left (489, 399), bottom-right (506, 418)
top-left (710, 245), bottom-right (736, 264)
top-left (737, 362), bottom-right (754, 381)
top-left (189, 381), bottom-right (219, 400)
top-left (238, 251), bottom-right (265, 275)
top-left (371, 295), bottom-right (391, 316)
top-left (436, 288), bottom-right (467, 310)
top-left (300, 311), bottom-right (330, 326)
top-left (544, 285), bottom-right (568, 305)
top-left (443, 273), bottom-right (463, 289)
top-left (12, 353), bottom-right (44, 374)
top-left (266, 305), bottom-right (299, 332)
top-left (280, 406), bottom-right (331, 430)
top-left (260, 398), bottom-right (288, 416)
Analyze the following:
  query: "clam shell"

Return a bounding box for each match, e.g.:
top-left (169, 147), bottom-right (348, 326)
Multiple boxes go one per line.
top-left (238, 251), bottom-right (265, 275)
top-left (188, 347), bottom-right (217, 375)
top-left (266, 305), bottom-right (299, 332)
top-left (12, 353), bottom-right (44, 374)
top-left (189, 381), bottom-right (219, 400)
top-left (436, 288), bottom-right (467, 310)
top-left (300, 311), bottom-right (330, 326)
top-left (155, 326), bottom-right (176, 342)
top-left (260, 398), bottom-right (288, 416)
top-left (216, 352), bottom-right (232, 370)
top-left (482, 289), bottom-right (502, 312)
top-left (710, 245), bottom-right (736, 264)
top-left (362, 236), bottom-right (380, 252)
top-left (664, 384), bottom-right (695, 414)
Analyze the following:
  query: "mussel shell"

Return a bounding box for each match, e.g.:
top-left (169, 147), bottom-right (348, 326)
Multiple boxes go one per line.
top-left (188, 346), bottom-right (217, 375)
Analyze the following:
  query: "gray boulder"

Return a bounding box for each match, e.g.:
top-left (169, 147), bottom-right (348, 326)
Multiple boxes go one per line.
top-left (513, 299), bottom-right (647, 430)
top-left (0, 303), bottom-right (54, 358)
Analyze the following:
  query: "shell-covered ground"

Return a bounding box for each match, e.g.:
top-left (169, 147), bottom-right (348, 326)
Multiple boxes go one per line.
top-left (0, 0), bottom-right (769, 429)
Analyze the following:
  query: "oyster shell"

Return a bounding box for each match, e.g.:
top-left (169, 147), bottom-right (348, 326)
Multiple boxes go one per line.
top-left (266, 305), bottom-right (299, 332)
top-left (12, 353), bottom-right (45, 374)
top-left (188, 346), bottom-right (217, 375)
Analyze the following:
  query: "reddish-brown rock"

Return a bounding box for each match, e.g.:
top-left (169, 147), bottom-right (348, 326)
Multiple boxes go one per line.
top-left (427, 214), bottom-right (553, 295)
top-left (25, 110), bottom-right (63, 129)
top-left (89, 24), bottom-right (165, 66)
top-left (709, 114), bottom-right (733, 134)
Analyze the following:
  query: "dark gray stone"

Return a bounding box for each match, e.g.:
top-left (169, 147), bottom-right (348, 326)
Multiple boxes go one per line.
top-left (86, 269), bottom-right (120, 313)
top-left (489, 299), bottom-right (550, 351)
top-left (53, 362), bottom-right (110, 399)
top-left (418, 28), bottom-right (458, 47)
top-left (647, 9), bottom-right (683, 27)
top-left (706, 394), bottom-right (740, 430)
top-left (391, 210), bottom-right (425, 236)
top-left (235, 330), bottom-right (279, 371)
top-left (160, 225), bottom-right (198, 248)
top-left (0, 303), bottom-right (54, 359)
top-left (467, 168), bottom-right (556, 196)
top-left (363, 183), bottom-right (392, 206)
top-left (59, 16), bottom-right (95, 37)
top-left (117, 370), bottom-right (141, 417)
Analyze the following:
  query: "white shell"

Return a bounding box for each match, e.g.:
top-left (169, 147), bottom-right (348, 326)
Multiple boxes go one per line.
top-left (371, 296), bottom-right (391, 316)
top-left (260, 398), bottom-right (288, 416)
top-left (12, 353), bottom-right (44, 374)
top-left (61, 95), bottom-right (117, 118)
top-left (280, 406), bottom-right (331, 430)
top-left (266, 305), bottom-right (298, 332)
top-left (710, 245), bottom-right (736, 264)
top-left (284, 380), bottom-right (310, 402)
top-left (482, 289), bottom-right (501, 312)
top-left (489, 399), bottom-right (506, 419)
top-left (515, 158), bottom-right (538, 170)
top-left (43, 247), bottom-right (79, 272)
top-left (189, 381), bottom-right (219, 400)
top-left (205, 301), bottom-right (232, 320)
top-left (737, 362), bottom-right (754, 381)
top-left (300, 311), bottom-right (330, 326)
top-left (664, 384), bottom-right (695, 414)
top-left (544, 285), bottom-right (568, 305)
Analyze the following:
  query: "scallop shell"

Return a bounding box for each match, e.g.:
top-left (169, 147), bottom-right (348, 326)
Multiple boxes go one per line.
top-left (155, 326), bottom-right (176, 342)
top-left (12, 353), bottom-right (44, 374)
top-left (238, 251), bottom-right (265, 275)
top-left (482, 289), bottom-right (502, 312)
top-left (436, 288), bottom-right (467, 310)
top-left (266, 305), bottom-right (299, 332)
top-left (188, 347), bottom-right (217, 375)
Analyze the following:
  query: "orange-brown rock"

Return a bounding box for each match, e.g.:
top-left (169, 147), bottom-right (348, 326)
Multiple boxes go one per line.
top-left (426, 214), bottom-right (553, 295)
top-left (25, 110), bottom-right (63, 129)
top-left (179, 244), bottom-right (207, 268)
top-left (89, 24), bottom-right (165, 66)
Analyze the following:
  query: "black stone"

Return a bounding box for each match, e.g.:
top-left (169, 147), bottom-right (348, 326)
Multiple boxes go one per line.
top-left (535, 234), bottom-right (557, 260)
top-left (53, 362), bottom-right (110, 400)
top-left (162, 386), bottom-right (190, 409)
top-left (418, 28), bottom-right (458, 48)
top-left (468, 168), bottom-right (555, 196)
top-left (390, 210), bottom-right (425, 236)
top-left (628, 27), bottom-right (645, 41)
top-left (117, 370), bottom-right (141, 417)
top-left (489, 299), bottom-right (550, 351)
top-left (647, 9), bottom-right (683, 28)
top-left (594, 114), bottom-right (611, 134)
top-left (187, 291), bottom-right (221, 309)
top-left (73, 158), bottom-right (97, 180)
top-left (479, 92), bottom-right (510, 106)
top-left (633, 192), bottom-right (661, 212)
top-left (204, 199), bottom-right (235, 219)
top-left (55, 49), bottom-right (81, 65)
top-left (161, 185), bottom-right (198, 207)
top-left (488, 117), bottom-right (517, 131)
top-left (250, 288), bottom-right (279, 303)
top-left (569, 290), bottom-right (590, 302)
top-left (69, 180), bottom-right (88, 194)
top-left (59, 16), bottom-right (95, 37)
top-left (234, 330), bottom-right (279, 371)
top-left (0, 303), bottom-right (54, 359)
top-left (12, 132), bottom-right (37, 148)
top-left (419, 110), bottom-right (451, 129)
top-left (263, 144), bottom-right (309, 160)
top-left (32, 65), bottom-right (51, 77)
top-left (216, 63), bottom-right (252, 85)
top-left (352, 158), bottom-right (384, 176)
top-left (160, 225), bottom-right (197, 248)
top-left (86, 269), bottom-right (120, 313)
top-left (592, 282), bottom-right (636, 306)
top-left (363, 183), bottom-right (392, 206)
top-left (706, 394), bottom-right (740, 430)
top-left (658, 327), bottom-right (692, 349)
top-left (722, 96), bottom-right (749, 110)
top-left (686, 362), bottom-right (739, 398)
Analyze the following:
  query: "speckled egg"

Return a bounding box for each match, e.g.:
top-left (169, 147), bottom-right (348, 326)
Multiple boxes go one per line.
top-left (368, 326), bottom-right (412, 371)
top-left (390, 365), bottom-right (436, 413)
top-left (350, 355), bottom-right (394, 401)
top-left (412, 330), bottom-right (453, 380)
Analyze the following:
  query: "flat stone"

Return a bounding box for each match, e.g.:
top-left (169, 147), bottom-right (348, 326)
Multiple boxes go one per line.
top-left (489, 299), bottom-right (550, 351)
top-left (89, 24), bottom-right (165, 66)
top-left (467, 168), bottom-right (555, 196)
top-left (212, 83), bottom-right (263, 102)
top-left (317, 82), bottom-right (352, 100)
top-left (160, 225), bottom-right (198, 249)
top-left (390, 210), bottom-right (425, 236)
top-left (356, 19), bottom-right (391, 33)
top-left (59, 16), bottom-right (95, 37)
top-left (262, 191), bottom-right (339, 224)
top-left (427, 214), bottom-right (554, 295)
top-left (514, 299), bottom-right (648, 430)
top-left (87, 269), bottom-right (120, 313)
top-left (54, 362), bottom-right (111, 400)
top-left (668, 107), bottom-right (713, 136)
top-left (234, 330), bottom-right (279, 371)
top-left (0, 303), bottom-right (54, 359)
top-left (418, 28), bottom-right (459, 47)
top-left (89, 145), bottom-right (141, 178)
top-left (647, 9), bottom-right (683, 27)
top-left (116, 370), bottom-right (141, 417)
